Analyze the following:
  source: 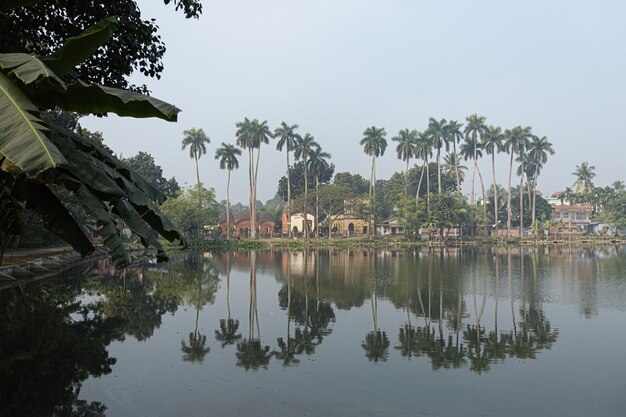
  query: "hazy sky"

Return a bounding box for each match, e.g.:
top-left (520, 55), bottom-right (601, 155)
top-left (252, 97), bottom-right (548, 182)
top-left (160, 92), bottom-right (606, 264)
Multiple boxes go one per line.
top-left (83, 0), bottom-right (626, 205)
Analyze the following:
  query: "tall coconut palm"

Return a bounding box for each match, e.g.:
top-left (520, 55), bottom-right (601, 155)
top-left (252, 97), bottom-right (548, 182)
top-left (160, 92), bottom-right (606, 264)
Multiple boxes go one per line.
top-left (181, 127), bottom-right (210, 191)
top-left (360, 126), bottom-right (388, 238)
top-left (528, 136), bottom-right (554, 229)
top-left (483, 125), bottom-right (504, 228)
top-left (426, 118), bottom-right (448, 194)
top-left (464, 114), bottom-right (487, 205)
top-left (308, 146), bottom-right (331, 238)
top-left (392, 128), bottom-right (418, 197)
top-left (294, 133), bottom-right (319, 238)
top-left (236, 118), bottom-right (273, 239)
top-left (215, 143), bottom-right (242, 239)
top-left (414, 131), bottom-right (432, 214)
top-left (503, 126), bottom-right (533, 237)
top-left (274, 122), bottom-right (301, 238)
top-left (447, 120), bottom-right (464, 196)
top-left (572, 161), bottom-right (596, 197)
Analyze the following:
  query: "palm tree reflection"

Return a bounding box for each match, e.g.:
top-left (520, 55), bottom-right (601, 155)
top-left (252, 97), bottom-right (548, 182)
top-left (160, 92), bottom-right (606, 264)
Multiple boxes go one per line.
top-left (180, 255), bottom-right (220, 364)
top-left (215, 252), bottom-right (241, 347)
top-left (362, 250), bottom-right (390, 362)
top-left (236, 251), bottom-right (272, 370)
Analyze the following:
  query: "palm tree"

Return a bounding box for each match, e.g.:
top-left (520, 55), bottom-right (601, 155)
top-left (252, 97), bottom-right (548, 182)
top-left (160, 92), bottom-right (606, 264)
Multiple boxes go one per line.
top-left (447, 120), bottom-right (464, 196)
top-left (215, 143), bottom-right (241, 239)
top-left (307, 146), bottom-right (331, 238)
top-left (483, 125), bottom-right (504, 228)
top-left (392, 128), bottom-right (417, 197)
top-left (360, 126), bottom-right (388, 237)
top-left (572, 161), bottom-right (596, 197)
top-left (236, 118), bottom-right (273, 238)
top-left (274, 122), bottom-right (301, 238)
top-left (181, 127), bottom-right (210, 191)
top-left (426, 118), bottom-right (448, 194)
top-left (414, 131), bottom-right (432, 214)
top-left (503, 126), bottom-right (533, 237)
top-left (528, 136), bottom-right (554, 228)
top-left (612, 180), bottom-right (625, 193)
top-left (294, 133), bottom-right (319, 238)
top-left (464, 114), bottom-right (487, 205)
top-left (442, 152), bottom-right (467, 187)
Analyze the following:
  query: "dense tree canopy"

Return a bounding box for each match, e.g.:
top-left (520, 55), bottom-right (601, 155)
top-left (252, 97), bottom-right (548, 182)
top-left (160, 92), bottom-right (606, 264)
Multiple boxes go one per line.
top-left (277, 161), bottom-right (335, 201)
top-left (0, 0), bottom-right (202, 92)
top-left (123, 151), bottom-right (180, 199)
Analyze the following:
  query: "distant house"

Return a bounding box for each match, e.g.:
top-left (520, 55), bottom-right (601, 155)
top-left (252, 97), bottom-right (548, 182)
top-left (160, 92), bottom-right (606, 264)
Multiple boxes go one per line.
top-left (550, 203), bottom-right (592, 235)
top-left (377, 219), bottom-right (404, 236)
top-left (329, 198), bottom-right (369, 236)
top-left (281, 211), bottom-right (316, 235)
top-left (218, 210), bottom-right (276, 237)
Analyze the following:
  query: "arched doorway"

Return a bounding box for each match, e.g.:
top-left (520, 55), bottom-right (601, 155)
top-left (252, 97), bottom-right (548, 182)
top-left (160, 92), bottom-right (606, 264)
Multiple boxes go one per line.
top-left (348, 223), bottom-right (355, 236)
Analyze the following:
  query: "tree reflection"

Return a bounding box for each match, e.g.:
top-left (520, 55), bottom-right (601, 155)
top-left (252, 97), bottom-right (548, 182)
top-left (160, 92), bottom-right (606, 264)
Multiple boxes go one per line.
top-left (180, 255), bottom-right (220, 363)
top-left (215, 253), bottom-right (242, 347)
top-left (0, 266), bottom-right (121, 417)
top-left (362, 250), bottom-right (390, 362)
top-left (236, 251), bottom-right (272, 370)
top-left (275, 250), bottom-right (336, 365)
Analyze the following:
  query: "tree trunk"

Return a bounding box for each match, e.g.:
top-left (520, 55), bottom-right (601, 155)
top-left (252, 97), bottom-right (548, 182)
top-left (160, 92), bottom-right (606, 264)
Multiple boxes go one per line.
top-left (416, 160), bottom-right (426, 208)
top-left (436, 147), bottom-right (442, 195)
top-left (476, 163), bottom-right (488, 226)
top-left (195, 152), bottom-right (202, 207)
top-left (226, 170), bottom-right (231, 238)
top-left (315, 176), bottom-right (320, 239)
top-left (248, 148), bottom-right (256, 239)
top-left (507, 152), bottom-right (514, 237)
top-left (372, 156), bottom-right (377, 238)
top-left (491, 153), bottom-right (498, 231)
top-left (426, 158), bottom-right (431, 216)
top-left (404, 157), bottom-right (409, 198)
top-left (286, 150), bottom-right (292, 238)
top-left (519, 166), bottom-right (524, 239)
top-left (471, 133), bottom-right (477, 205)
top-left (304, 160), bottom-right (309, 238)
top-left (453, 140), bottom-right (460, 197)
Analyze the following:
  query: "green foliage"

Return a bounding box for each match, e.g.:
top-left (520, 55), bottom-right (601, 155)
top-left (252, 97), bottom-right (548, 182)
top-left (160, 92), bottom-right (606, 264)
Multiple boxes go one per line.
top-left (0, 16), bottom-right (183, 266)
top-left (333, 172), bottom-right (369, 195)
top-left (159, 185), bottom-right (219, 236)
top-left (124, 151), bottom-right (180, 199)
top-left (277, 161), bottom-right (335, 200)
top-left (0, 0), bottom-right (202, 92)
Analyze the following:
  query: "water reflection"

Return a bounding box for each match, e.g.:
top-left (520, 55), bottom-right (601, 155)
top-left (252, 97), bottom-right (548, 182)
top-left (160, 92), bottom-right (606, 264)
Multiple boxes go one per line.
top-left (2, 246), bottom-right (625, 415)
top-left (215, 253), bottom-right (242, 347)
top-left (236, 251), bottom-right (272, 370)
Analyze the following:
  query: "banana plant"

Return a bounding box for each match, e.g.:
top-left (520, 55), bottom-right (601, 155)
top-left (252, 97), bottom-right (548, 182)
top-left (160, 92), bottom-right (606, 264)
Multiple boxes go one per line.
top-left (0, 12), bottom-right (183, 267)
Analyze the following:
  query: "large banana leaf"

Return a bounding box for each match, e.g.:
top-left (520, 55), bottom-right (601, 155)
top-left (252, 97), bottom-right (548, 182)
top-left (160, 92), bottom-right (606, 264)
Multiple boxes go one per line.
top-left (0, 72), bottom-right (68, 176)
top-left (64, 128), bottom-right (165, 204)
top-left (37, 80), bottom-right (180, 122)
top-left (67, 179), bottom-right (130, 268)
top-left (0, 53), bottom-right (66, 91)
top-left (42, 17), bottom-right (118, 75)
top-left (49, 127), bottom-right (183, 248)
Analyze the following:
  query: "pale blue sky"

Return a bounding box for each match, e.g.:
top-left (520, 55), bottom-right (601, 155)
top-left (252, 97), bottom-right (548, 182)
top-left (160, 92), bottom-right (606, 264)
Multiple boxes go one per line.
top-left (83, 0), bottom-right (626, 204)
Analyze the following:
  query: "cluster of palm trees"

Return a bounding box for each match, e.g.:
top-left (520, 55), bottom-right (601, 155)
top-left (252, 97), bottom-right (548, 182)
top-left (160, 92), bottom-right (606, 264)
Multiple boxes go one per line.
top-left (182, 113), bottom-right (555, 239)
top-left (380, 114), bottom-right (554, 236)
top-left (183, 120), bottom-right (332, 239)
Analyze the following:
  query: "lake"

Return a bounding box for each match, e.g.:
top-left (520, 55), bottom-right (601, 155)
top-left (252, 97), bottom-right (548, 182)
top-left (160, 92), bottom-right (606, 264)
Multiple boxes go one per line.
top-left (1, 246), bottom-right (625, 417)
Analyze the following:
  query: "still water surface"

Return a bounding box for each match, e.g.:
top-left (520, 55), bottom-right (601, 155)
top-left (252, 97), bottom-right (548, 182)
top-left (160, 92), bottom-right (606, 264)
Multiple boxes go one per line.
top-left (2, 247), bottom-right (626, 417)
